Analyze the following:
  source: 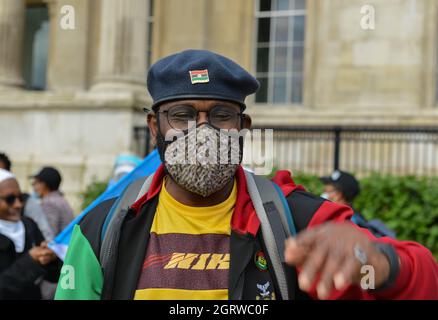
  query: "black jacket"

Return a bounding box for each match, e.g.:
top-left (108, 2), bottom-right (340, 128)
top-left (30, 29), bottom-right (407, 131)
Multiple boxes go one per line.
top-left (0, 217), bottom-right (61, 300)
top-left (73, 189), bottom-right (324, 300)
top-left (56, 168), bottom-right (438, 300)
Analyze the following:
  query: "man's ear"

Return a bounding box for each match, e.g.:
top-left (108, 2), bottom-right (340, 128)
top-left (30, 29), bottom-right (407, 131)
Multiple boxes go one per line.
top-left (147, 112), bottom-right (158, 145)
top-left (242, 114), bottom-right (252, 130)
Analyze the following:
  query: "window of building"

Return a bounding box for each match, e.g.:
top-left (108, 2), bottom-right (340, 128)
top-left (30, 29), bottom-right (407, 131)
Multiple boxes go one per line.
top-left (255, 0), bottom-right (306, 104)
top-left (23, 4), bottom-right (49, 90)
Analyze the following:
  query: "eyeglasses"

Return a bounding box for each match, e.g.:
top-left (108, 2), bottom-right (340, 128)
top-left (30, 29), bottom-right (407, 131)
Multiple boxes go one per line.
top-left (0, 194), bottom-right (25, 206)
top-left (157, 104), bottom-right (243, 130)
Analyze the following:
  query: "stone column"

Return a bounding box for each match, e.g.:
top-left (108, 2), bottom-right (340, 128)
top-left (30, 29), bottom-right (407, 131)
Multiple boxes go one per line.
top-left (45, 0), bottom-right (91, 91)
top-left (91, 0), bottom-right (148, 93)
top-left (0, 0), bottom-right (25, 89)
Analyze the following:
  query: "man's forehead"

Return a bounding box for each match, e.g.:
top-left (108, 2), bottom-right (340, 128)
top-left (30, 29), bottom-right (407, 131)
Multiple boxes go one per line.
top-left (324, 184), bottom-right (337, 190)
top-left (0, 178), bottom-right (20, 195)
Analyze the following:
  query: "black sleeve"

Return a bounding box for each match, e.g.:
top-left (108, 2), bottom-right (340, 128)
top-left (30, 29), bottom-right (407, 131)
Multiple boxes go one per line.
top-left (22, 216), bottom-right (45, 246)
top-left (21, 217), bottom-right (62, 283)
top-left (32, 218), bottom-right (46, 245)
top-left (0, 253), bottom-right (47, 299)
top-left (79, 198), bottom-right (118, 258)
top-left (43, 258), bottom-right (62, 283)
top-left (286, 190), bottom-right (325, 232)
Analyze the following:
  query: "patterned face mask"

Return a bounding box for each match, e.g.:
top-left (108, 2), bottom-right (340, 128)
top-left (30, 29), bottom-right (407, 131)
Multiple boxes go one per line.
top-left (158, 123), bottom-right (241, 197)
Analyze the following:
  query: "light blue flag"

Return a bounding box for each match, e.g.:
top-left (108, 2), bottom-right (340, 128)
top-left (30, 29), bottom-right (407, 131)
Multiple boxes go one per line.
top-left (49, 149), bottom-right (161, 260)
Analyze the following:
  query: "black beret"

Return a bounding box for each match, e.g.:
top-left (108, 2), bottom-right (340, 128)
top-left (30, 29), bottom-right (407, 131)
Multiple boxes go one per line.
top-left (147, 49), bottom-right (260, 110)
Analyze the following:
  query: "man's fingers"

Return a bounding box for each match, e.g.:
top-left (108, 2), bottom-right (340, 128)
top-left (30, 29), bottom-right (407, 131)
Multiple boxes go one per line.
top-left (334, 256), bottom-right (361, 291)
top-left (39, 249), bottom-right (51, 256)
top-left (41, 248), bottom-right (54, 254)
top-left (298, 242), bottom-right (329, 292)
top-left (38, 251), bottom-right (57, 264)
top-left (295, 225), bottom-right (324, 248)
top-left (315, 249), bottom-right (345, 300)
top-left (38, 256), bottom-right (50, 265)
top-left (285, 225), bottom-right (327, 267)
top-left (284, 238), bottom-right (309, 266)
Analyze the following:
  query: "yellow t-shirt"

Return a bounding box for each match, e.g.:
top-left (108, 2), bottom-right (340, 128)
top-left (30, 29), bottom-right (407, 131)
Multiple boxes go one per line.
top-left (134, 178), bottom-right (237, 300)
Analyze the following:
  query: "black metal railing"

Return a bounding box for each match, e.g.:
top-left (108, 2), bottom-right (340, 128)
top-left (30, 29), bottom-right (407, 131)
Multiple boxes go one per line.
top-left (133, 126), bottom-right (438, 176)
top-left (133, 126), bottom-right (153, 157)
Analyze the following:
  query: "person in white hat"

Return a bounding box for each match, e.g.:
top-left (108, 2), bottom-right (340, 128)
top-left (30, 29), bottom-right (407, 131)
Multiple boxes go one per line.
top-left (0, 169), bottom-right (60, 300)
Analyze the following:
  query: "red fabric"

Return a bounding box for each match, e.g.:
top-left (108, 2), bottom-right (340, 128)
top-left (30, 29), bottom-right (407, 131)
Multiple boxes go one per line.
top-left (302, 199), bottom-right (438, 300)
top-left (271, 169), bottom-right (306, 196)
top-left (130, 165), bottom-right (438, 299)
top-left (131, 164), bottom-right (166, 212)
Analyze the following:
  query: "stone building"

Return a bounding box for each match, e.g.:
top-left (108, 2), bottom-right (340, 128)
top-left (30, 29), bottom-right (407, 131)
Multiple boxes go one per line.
top-left (0, 0), bottom-right (437, 212)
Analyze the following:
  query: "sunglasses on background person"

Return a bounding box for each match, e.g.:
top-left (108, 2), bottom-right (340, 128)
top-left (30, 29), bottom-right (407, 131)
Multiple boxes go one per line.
top-left (0, 194), bottom-right (25, 206)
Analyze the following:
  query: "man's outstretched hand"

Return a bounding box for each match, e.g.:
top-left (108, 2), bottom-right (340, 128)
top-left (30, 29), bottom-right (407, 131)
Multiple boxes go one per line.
top-left (284, 222), bottom-right (392, 299)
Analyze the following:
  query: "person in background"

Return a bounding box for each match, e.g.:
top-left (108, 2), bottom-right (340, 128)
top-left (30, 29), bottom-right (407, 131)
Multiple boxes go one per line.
top-left (106, 153), bottom-right (143, 190)
top-left (320, 170), bottom-right (396, 238)
top-left (0, 153), bottom-right (11, 172)
top-left (31, 167), bottom-right (75, 300)
top-left (0, 169), bottom-right (60, 300)
top-left (31, 167), bottom-right (74, 236)
top-left (0, 152), bottom-right (54, 241)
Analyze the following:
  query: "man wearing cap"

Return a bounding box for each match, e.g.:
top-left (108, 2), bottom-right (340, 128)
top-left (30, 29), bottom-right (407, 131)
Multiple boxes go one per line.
top-left (321, 170), bottom-right (396, 238)
top-left (31, 167), bottom-right (74, 236)
top-left (56, 50), bottom-right (438, 300)
top-left (0, 169), bottom-right (60, 299)
top-left (320, 170), bottom-right (361, 207)
top-left (31, 167), bottom-right (75, 299)
top-left (0, 152), bottom-right (54, 242)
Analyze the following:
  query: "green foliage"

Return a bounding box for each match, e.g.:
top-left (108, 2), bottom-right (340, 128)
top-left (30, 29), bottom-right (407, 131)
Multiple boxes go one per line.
top-left (290, 172), bottom-right (325, 196)
top-left (267, 168), bottom-right (324, 195)
top-left (81, 180), bottom-right (108, 210)
top-left (353, 174), bottom-right (438, 259)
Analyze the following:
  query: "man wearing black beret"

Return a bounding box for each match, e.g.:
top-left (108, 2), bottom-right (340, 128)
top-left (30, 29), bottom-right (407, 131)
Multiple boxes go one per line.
top-left (56, 50), bottom-right (438, 300)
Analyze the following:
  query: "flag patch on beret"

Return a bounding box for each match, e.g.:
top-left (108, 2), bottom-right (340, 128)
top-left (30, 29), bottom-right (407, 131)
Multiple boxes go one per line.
top-left (189, 69), bottom-right (209, 84)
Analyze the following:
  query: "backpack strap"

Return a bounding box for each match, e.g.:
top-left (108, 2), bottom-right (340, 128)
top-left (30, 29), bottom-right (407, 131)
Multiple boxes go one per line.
top-left (100, 173), bottom-right (155, 300)
top-left (244, 170), bottom-right (291, 300)
top-left (100, 176), bottom-right (150, 245)
top-left (244, 170), bottom-right (325, 300)
top-left (261, 178), bottom-right (298, 237)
